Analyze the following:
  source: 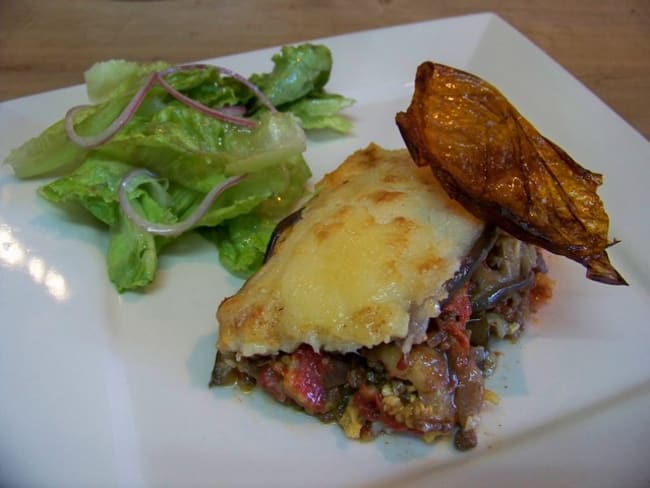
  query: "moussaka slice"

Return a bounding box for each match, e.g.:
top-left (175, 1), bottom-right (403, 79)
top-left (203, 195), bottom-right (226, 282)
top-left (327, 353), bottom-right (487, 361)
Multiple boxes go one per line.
top-left (211, 144), bottom-right (552, 449)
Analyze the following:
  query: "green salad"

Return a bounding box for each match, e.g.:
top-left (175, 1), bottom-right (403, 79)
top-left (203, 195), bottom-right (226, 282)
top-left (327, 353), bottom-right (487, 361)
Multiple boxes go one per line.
top-left (4, 44), bottom-right (353, 292)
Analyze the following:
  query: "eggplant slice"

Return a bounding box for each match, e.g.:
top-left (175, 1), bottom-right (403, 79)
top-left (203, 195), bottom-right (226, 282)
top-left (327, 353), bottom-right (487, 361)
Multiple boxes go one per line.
top-left (396, 62), bottom-right (626, 286)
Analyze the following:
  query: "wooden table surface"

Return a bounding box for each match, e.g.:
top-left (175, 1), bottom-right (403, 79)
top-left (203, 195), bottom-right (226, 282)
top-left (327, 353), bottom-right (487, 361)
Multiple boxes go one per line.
top-left (1, 0), bottom-right (648, 139)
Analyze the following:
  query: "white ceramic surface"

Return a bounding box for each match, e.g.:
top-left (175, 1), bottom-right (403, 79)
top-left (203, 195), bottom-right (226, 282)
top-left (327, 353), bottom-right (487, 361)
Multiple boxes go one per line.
top-left (1, 13), bottom-right (649, 488)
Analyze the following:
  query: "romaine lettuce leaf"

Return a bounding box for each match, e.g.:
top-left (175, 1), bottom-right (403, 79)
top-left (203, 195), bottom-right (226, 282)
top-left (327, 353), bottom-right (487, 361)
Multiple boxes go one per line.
top-left (250, 44), bottom-right (333, 107)
top-left (285, 92), bottom-right (355, 132)
top-left (37, 156), bottom-right (135, 226)
top-left (107, 212), bottom-right (159, 293)
top-left (38, 155), bottom-right (199, 290)
top-left (249, 44), bottom-right (355, 131)
top-left (84, 59), bottom-right (170, 104)
top-left (199, 214), bottom-right (277, 278)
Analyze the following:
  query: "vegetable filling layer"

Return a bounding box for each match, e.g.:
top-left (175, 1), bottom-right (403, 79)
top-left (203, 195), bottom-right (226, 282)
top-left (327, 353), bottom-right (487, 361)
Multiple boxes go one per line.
top-left (210, 233), bottom-right (553, 450)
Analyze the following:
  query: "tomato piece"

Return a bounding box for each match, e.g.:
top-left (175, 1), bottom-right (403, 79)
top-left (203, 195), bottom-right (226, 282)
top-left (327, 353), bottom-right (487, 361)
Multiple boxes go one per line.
top-left (281, 346), bottom-right (329, 413)
top-left (258, 365), bottom-right (287, 403)
top-left (441, 288), bottom-right (472, 354)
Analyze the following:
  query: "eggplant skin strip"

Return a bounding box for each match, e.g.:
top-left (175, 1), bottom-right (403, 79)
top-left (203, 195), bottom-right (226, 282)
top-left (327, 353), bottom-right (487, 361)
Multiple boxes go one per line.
top-left (396, 62), bottom-right (627, 286)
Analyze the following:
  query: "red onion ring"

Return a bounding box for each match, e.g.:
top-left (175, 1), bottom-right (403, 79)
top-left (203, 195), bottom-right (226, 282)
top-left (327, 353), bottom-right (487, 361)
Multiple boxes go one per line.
top-left (65, 64), bottom-right (277, 148)
top-left (118, 169), bottom-right (248, 237)
top-left (160, 64), bottom-right (277, 113)
top-left (65, 74), bottom-right (158, 148)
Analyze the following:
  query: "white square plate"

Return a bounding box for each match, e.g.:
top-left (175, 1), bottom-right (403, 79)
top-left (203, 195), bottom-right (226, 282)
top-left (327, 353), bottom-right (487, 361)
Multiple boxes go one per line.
top-left (1, 13), bottom-right (649, 488)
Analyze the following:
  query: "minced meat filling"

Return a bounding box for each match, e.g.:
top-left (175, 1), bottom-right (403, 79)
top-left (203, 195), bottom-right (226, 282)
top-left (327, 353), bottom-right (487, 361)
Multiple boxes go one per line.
top-left (210, 234), bottom-right (552, 450)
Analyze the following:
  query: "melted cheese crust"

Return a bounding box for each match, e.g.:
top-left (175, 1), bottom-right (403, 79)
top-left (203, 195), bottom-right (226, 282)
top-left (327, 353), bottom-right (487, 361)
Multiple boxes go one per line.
top-left (217, 144), bottom-right (483, 356)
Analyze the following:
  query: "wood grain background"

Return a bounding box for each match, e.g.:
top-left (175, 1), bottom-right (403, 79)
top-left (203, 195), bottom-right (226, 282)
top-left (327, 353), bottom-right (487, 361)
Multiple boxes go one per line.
top-left (1, 0), bottom-right (648, 138)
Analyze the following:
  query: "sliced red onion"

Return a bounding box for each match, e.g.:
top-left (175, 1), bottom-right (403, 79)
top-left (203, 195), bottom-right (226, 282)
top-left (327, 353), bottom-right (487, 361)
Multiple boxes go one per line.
top-left (154, 73), bottom-right (257, 128)
top-left (219, 105), bottom-right (248, 118)
top-left (65, 73), bottom-right (158, 148)
top-left (161, 64), bottom-right (277, 113)
top-left (66, 64), bottom-right (277, 148)
top-left (118, 169), bottom-right (248, 237)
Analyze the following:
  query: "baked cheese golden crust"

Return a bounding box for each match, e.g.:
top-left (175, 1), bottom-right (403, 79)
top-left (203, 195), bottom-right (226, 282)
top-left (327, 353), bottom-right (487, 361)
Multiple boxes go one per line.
top-left (216, 144), bottom-right (483, 357)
